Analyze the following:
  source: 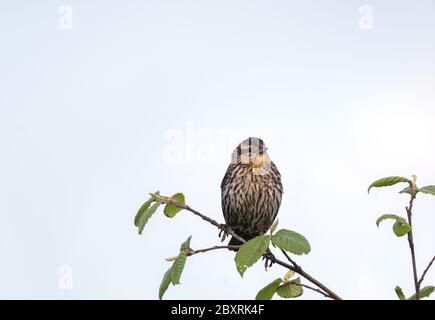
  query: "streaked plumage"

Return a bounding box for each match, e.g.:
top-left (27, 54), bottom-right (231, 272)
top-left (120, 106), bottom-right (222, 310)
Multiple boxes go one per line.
top-left (221, 137), bottom-right (283, 246)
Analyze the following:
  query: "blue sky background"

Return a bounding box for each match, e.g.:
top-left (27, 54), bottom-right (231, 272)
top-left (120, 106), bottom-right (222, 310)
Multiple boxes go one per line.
top-left (0, 0), bottom-right (434, 299)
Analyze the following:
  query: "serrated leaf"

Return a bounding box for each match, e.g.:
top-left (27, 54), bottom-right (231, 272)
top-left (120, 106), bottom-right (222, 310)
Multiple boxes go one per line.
top-left (158, 267), bottom-right (172, 300)
top-left (395, 286), bottom-right (405, 300)
top-left (393, 220), bottom-right (412, 237)
top-left (135, 191), bottom-right (159, 226)
top-left (271, 229), bottom-right (311, 255)
top-left (376, 214), bottom-right (411, 237)
top-left (235, 235), bottom-right (271, 277)
top-left (368, 176), bottom-right (409, 194)
top-left (170, 235), bottom-right (191, 285)
top-left (134, 198), bottom-right (153, 227)
top-left (277, 277), bottom-right (303, 298)
top-left (408, 286), bottom-right (435, 300)
top-left (255, 278), bottom-right (281, 300)
top-left (164, 193), bottom-right (185, 218)
top-left (157, 236), bottom-right (192, 299)
top-left (419, 185), bottom-right (435, 196)
top-left (138, 202), bottom-right (161, 235)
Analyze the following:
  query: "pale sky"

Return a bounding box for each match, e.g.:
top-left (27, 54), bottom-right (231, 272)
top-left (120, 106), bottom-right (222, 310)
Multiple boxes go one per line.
top-left (0, 0), bottom-right (434, 299)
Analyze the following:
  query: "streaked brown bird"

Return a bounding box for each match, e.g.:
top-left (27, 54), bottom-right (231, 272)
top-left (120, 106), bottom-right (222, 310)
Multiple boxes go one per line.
top-left (221, 137), bottom-right (283, 246)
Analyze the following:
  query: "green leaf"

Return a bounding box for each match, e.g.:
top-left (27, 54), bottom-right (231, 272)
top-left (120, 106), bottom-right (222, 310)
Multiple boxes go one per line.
top-left (400, 185), bottom-right (435, 197)
top-left (376, 214), bottom-right (411, 237)
top-left (235, 235), bottom-right (271, 277)
top-left (255, 278), bottom-right (281, 300)
top-left (158, 267), bottom-right (172, 300)
top-left (271, 229), bottom-right (311, 255)
top-left (376, 214), bottom-right (407, 227)
top-left (393, 220), bottom-right (412, 237)
top-left (408, 286), bottom-right (435, 300)
top-left (138, 202), bottom-right (161, 235)
top-left (134, 198), bottom-right (153, 227)
top-left (277, 277), bottom-right (303, 298)
top-left (157, 236), bottom-right (192, 299)
top-left (419, 185), bottom-right (435, 196)
top-left (368, 176), bottom-right (409, 194)
top-left (134, 191), bottom-right (159, 226)
top-left (164, 193), bottom-right (185, 218)
top-left (170, 235), bottom-right (192, 285)
top-left (395, 286), bottom-right (405, 300)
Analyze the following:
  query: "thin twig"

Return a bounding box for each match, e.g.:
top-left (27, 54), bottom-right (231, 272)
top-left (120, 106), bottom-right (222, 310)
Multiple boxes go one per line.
top-left (166, 200), bottom-right (247, 244)
top-left (281, 249), bottom-right (301, 272)
top-left (292, 282), bottom-right (333, 299)
top-left (418, 256), bottom-right (435, 287)
top-left (188, 245), bottom-right (240, 256)
top-left (406, 190), bottom-right (420, 299)
top-left (161, 198), bottom-right (342, 300)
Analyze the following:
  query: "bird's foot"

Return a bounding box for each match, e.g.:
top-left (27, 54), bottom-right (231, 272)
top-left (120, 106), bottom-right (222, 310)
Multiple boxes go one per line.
top-left (262, 249), bottom-right (276, 271)
top-left (218, 224), bottom-right (230, 242)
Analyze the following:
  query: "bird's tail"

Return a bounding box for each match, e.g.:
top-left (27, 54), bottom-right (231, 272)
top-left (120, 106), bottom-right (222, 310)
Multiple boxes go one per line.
top-left (228, 236), bottom-right (243, 247)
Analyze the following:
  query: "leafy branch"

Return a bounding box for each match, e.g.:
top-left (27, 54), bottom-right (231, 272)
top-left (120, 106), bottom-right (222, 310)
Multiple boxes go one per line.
top-left (136, 174), bottom-right (434, 300)
top-left (135, 192), bottom-right (342, 300)
top-left (369, 175), bottom-right (435, 300)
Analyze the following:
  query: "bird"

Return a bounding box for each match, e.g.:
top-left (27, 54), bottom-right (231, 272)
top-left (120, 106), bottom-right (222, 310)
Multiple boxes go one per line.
top-left (221, 137), bottom-right (283, 246)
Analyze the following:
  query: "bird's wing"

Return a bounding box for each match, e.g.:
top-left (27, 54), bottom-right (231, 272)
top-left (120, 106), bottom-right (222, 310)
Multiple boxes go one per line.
top-left (220, 163), bottom-right (236, 190)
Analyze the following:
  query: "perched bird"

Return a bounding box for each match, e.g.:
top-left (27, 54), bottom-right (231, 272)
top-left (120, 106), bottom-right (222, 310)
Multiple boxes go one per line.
top-left (221, 137), bottom-right (283, 246)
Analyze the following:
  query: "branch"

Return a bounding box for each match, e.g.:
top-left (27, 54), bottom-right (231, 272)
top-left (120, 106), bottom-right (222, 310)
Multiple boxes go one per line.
top-left (418, 256), bottom-right (435, 287)
top-left (159, 197), bottom-right (342, 300)
top-left (187, 245), bottom-right (240, 256)
top-left (160, 197), bottom-right (247, 244)
top-left (405, 189), bottom-right (420, 299)
top-left (281, 249), bottom-right (301, 272)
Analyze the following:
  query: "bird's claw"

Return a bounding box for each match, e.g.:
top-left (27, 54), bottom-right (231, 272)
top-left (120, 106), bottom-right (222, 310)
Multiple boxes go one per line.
top-left (262, 251), bottom-right (276, 271)
top-left (218, 224), bottom-right (229, 242)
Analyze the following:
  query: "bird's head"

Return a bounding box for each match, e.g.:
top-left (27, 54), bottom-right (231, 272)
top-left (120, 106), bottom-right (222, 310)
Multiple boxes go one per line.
top-left (231, 137), bottom-right (271, 170)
